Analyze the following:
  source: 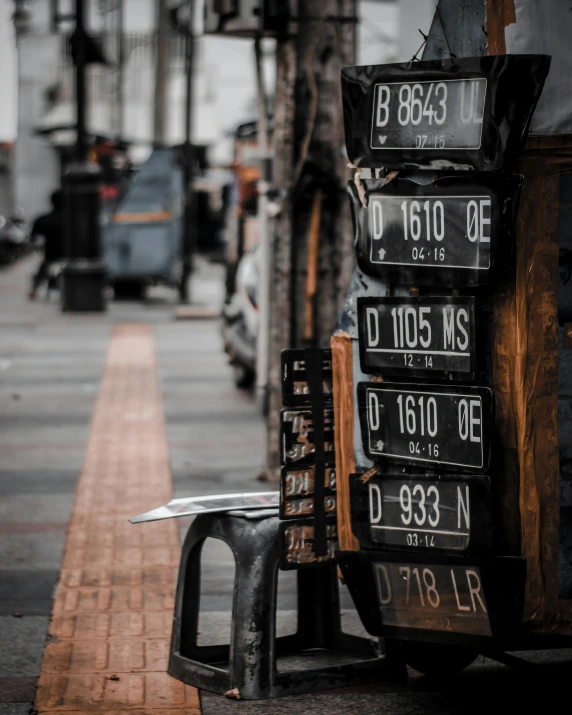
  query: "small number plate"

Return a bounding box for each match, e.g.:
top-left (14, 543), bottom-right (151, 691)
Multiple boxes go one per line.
top-left (280, 465), bottom-right (336, 520)
top-left (279, 519), bottom-right (338, 569)
top-left (350, 473), bottom-right (492, 552)
top-left (357, 383), bottom-right (492, 472)
top-left (358, 297), bottom-right (475, 379)
top-left (374, 561), bottom-right (491, 636)
top-left (281, 349), bottom-right (333, 407)
top-left (280, 408), bottom-right (335, 466)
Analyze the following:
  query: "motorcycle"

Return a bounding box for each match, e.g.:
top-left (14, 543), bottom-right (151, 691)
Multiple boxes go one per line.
top-left (0, 211), bottom-right (30, 266)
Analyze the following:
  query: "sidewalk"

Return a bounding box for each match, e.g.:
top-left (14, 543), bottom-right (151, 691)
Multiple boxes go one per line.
top-left (0, 256), bottom-right (264, 714)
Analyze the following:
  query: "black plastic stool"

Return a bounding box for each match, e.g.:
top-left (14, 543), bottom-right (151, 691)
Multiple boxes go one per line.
top-left (168, 509), bottom-right (404, 699)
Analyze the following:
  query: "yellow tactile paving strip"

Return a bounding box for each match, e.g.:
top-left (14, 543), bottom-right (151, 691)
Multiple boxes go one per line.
top-left (34, 324), bottom-right (201, 714)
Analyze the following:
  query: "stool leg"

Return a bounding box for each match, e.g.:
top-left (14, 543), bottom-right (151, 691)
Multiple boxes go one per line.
top-left (297, 564), bottom-right (341, 650)
top-left (228, 518), bottom-right (281, 699)
top-left (170, 522), bottom-right (207, 663)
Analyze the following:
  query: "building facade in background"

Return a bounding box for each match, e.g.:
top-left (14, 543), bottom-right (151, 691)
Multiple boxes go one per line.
top-left (0, 0), bottom-right (18, 216)
top-left (11, 0), bottom-right (432, 221)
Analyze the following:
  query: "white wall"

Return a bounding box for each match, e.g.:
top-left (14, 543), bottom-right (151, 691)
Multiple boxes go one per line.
top-left (358, 0), bottom-right (399, 66)
top-left (0, 0), bottom-right (17, 143)
top-left (15, 34), bottom-right (61, 218)
top-left (397, 0), bottom-right (437, 63)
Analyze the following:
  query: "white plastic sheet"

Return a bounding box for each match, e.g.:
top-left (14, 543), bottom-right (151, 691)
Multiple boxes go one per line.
top-left (129, 491), bottom-right (279, 523)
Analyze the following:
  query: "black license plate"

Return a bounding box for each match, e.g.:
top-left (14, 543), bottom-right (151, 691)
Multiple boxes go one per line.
top-left (281, 349), bottom-right (333, 407)
top-left (341, 55), bottom-right (550, 171)
top-left (350, 474), bottom-right (491, 552)
top-left (280, 408), bottom-right (335, 466)
top-left (357, 383), bottom-right (492, 471)
top-left (358, 297), bottom-right (475, 379)
top-left (347, 175), bottom-right (522, 287)
top-left (369, 78), bottom-right (486, 152)
top-left (280, 465), bottom-right (337, 520)
top-left (281, 495), bottom-right (337, 519)
top-left (281, 465), bottom-right (337, 496)
top-left (374, 561), bottom-right (491, 636)
top-left (279, 519), bottom-right (337, 569)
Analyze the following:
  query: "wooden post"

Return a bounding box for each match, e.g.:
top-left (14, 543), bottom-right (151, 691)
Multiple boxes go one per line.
top-left (265, 0), bottom-right (357, 477)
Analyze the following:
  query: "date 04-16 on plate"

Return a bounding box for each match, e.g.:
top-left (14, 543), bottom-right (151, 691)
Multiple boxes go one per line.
top-left (357, 383), bottom-right (493, 472)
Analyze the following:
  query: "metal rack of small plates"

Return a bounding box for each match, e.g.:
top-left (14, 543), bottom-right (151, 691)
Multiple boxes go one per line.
top-left (278, 348), bottom-right (338, 569)
top-left (337, 54), bottom-right (550, 643)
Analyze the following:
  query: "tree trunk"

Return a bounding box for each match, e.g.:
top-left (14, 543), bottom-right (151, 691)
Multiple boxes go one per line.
top-left (265, 1), bottom-right (357, 476)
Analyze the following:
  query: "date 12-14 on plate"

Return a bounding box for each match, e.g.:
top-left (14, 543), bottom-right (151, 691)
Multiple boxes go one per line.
top-left (358, 296), bottom-right (475, 379)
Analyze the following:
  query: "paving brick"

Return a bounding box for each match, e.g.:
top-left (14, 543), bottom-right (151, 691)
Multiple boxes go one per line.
top-left (34, 326), bottom-right (199, 714)
top-left (35, 672), bottom-right (199, 710)
top-left (41, 639), bottom-right (170, 674)
top-left (49, 613), bottom-right (173, 641)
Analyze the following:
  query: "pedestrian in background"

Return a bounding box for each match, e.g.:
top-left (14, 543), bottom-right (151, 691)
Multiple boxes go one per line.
top-left (29, 190), bottom-right (65, 299)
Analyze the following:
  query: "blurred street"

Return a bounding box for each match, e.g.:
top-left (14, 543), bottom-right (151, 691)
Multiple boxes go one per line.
top-left (0, 254), bottom-right (267, 713)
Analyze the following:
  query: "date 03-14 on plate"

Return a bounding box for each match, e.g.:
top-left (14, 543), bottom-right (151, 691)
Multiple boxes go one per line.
top-left (350, 474), bottom-right (492, 553)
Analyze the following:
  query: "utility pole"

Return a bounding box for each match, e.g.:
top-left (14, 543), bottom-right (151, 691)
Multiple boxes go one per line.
top-left (153, 0), bottom-right (169, 145)
top-left (265, 0), bottom-right (357, 476)
top-left (75, 0), bottom-right (88, 160)
top-left (61, 0), bottom-right (106, 312)
top-left (254, 37), bottom-right (271, 410)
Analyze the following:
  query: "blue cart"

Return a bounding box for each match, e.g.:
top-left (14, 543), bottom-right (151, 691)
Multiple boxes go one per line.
top-left (103, 148), bottom-right (184, 298)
